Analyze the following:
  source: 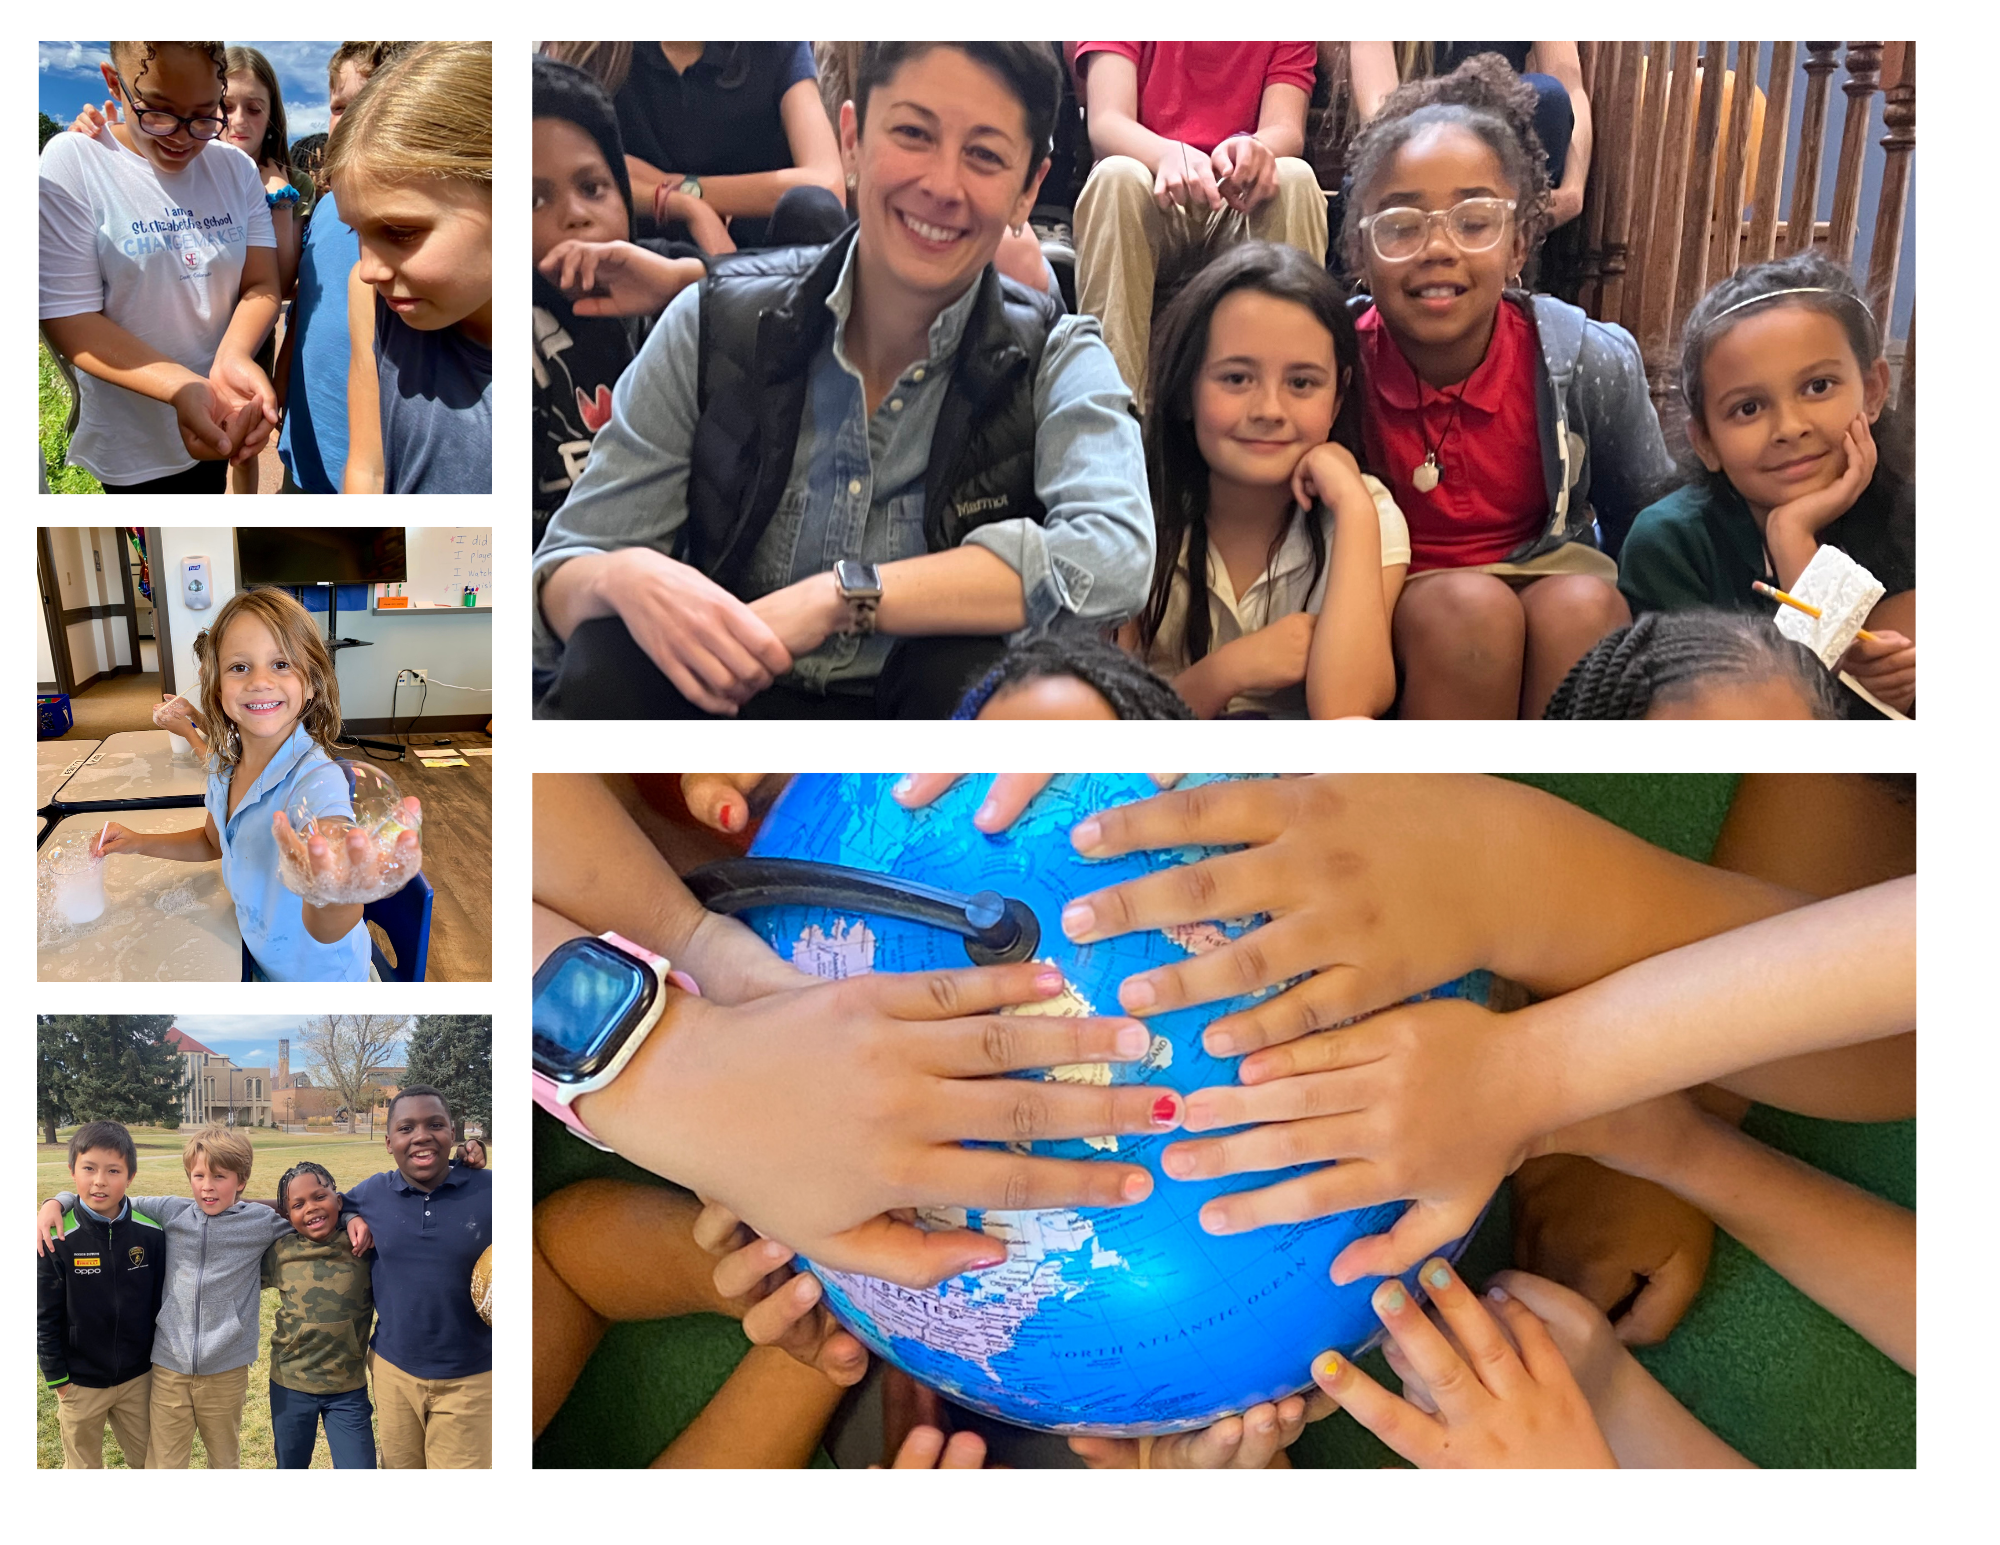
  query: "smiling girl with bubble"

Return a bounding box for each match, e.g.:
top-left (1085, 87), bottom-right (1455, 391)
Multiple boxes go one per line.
top-left (95, 587), bottom-right (422, 981)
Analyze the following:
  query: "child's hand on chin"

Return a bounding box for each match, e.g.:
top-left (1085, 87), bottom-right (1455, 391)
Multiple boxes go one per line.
top-left (1068, 1395), bottom-right (1316, 1468)
top-left (1312, 1259), bottom-right (1616, 1469)
top-left (1767, 413), bottom-right (1878, 541)
top-left (272, 797), bottom-right (423, 905)
top-left (693, 1201), bottom-right (869, 1388)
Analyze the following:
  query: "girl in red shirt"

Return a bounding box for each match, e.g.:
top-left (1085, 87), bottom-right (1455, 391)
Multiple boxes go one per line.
top-left (1343, 57), bottom-right (1669, 717)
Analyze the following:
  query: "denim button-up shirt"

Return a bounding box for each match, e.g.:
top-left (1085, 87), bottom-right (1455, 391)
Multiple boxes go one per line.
top-left (204, 723), bottom-right (370, 982)
top-left (533, 240), bottom-right (1154, 689)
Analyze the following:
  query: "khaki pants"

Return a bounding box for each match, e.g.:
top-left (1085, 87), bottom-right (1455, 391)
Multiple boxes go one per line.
top-left (369, 1350), bottom-right (492, 1468)
top-left (1074, 154), bottom-right (1329, 413)
top-left (56, 1371), bottom-right (152, 1468)
top-left (146, 1363), bottom-right (250, 1469)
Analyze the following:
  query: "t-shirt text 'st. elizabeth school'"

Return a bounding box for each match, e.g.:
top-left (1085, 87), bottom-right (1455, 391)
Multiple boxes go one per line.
top-left (39, 130), bottom-right (274, 485)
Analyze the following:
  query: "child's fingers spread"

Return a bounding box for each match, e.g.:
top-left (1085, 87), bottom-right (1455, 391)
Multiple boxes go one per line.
top-left (925, 1010), bottom-right (1155, 1079)
top-left (1060, 845), bottom-right (1273, 947)
top-left (1381, 1339), bottom-right (1440, 1413)
top-left (860, 961), bottom-right (1084, 1027)
top-left (925, 1149), bottom-right (1153, 1217)
top-left (1369, 1277), bottom-right (1489, 1420)
top-left (1232, 1016), bottom-right (1390, 1086)
top-left (1069, 777), bottom-right (1290, 860)
top-left (1173, 1415), bottom-right (1246, 1467)
top-left (1105, 913), bottom-right (1320, 1018)
top-left (890, 1426), bottom-right (947, 1468)
top-left (1163, 1109), bottom-right (1363, 1182)
top-left (1311, 1350), bottom-right (1437, 1465)
top-left (973, 774), bottom-right (1056, 832)
top-left (816, 1218), bottom-right (1008, 1288)
top-left (1487, 1288), bottom-right (1579, 1389)
top-left (1202, 970), bottom-right (1384, 1059)
top-left (714, 1234), bottom-right (794, 1300)
top-left (890, 773), bottom-right (964, 809)
top-left (1330, 1197), bottom-right (1485, 1285)
top-left (940, 1076), bottom-right (1183, 1148)
top-left (1416, 1258), bottom-right (1533, 1400)
top-left (1196, 1160), bottom-right (1391, 1237)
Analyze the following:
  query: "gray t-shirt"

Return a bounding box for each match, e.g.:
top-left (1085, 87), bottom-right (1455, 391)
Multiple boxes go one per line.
top-left (376, 294), bottom-right (491, 492)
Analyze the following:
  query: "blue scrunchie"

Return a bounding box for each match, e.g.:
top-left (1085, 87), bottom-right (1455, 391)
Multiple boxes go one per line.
top-left (266, 184), bottom-right (302, 209)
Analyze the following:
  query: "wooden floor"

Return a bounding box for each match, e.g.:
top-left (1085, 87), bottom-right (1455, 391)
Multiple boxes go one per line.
top-left (40, 685), bottom-right (492, 981)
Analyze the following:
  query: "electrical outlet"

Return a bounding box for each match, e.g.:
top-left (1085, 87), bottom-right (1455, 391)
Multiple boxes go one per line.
top-left (412, 668), bottom-right (428, 685)
top-left (396, 668), bottom-right (429, 687)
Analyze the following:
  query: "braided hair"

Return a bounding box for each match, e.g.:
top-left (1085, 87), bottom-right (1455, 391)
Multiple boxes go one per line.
top-left (954, 629), bottom-right (1195, 720)
top-left (1543, 610), bottom-right (1838, 720)
top-left (1339, 52), bottom-right (1552, 280)
top-left (276, 1160), bottom-right (337, 1216)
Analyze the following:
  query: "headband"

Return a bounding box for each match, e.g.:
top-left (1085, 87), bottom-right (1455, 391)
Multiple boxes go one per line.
top-left (1704, 284), bottom-right (1878, 332)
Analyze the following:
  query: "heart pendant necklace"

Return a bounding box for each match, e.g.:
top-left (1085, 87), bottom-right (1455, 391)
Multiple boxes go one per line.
top-left (1410, 379), bottom-right (1467, 495)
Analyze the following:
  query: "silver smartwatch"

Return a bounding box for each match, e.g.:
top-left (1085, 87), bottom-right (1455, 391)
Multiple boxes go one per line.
top-left (834, 561), bottom-right (883, 636)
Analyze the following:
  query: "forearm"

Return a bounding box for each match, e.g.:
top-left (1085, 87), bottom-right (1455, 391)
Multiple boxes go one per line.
top-left (1087, 108), bottom-right (1178, 173)
top-left (120, 825), bottom-right (222, 863)
top-left (1348, 42), bottom-right (1401, 122)
top-left (1612, 1111), bottom-right (1915, 1370)
top-left (1516, 877), bottom-right (1914, 1130)
top-left (1593, 1353), bottom-right (1754, 1468)
top-left (1306, 509), bottom-right (1395, 719)
top-left (218, 281), bottom-right (280, 363)
top-left (1561, 92), bottom-right (1593, 194)
top-left (302, 900), bottom-right (363, 944)
top-left (653, 1345), bottom-right (845, 1468)
top-left (40, 312), bottom-right (204, 401)
top-left (1764, 516), bottom-right (1819, 591)
top-left (626, 155), bottom-right (670, 212)
top-left (877, 546), bottom-right (1026, 635)
top-left (538, 551), bottom-right (629, 643)
top-left (271, 210), bottom-right (302, 299)
top-left (1171, 648), bottom-right (1249, 720)
top-left (690, 168), bottom-right (840, 220)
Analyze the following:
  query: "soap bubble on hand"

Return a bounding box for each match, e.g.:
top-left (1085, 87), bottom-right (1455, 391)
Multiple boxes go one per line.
top-left (275, 760), bottom-right (424, 906)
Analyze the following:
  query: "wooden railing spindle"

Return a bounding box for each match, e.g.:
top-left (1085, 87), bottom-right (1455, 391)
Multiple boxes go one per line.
top-left (1595, 42), bottom-right (1645, 321)
top-left (1867, 41), bottom-right (1915, 329)
top-left (1787, 43), bottom-right (1841, 253)
top-left (1623, 42), bottom-right (1675, 335)
top-left (1711, 42), bottom-right (1759, 283)
top-left (1829, 42), bottom-right (1884, 264)
top-left (1746, 41), bottom-right (1795, 263)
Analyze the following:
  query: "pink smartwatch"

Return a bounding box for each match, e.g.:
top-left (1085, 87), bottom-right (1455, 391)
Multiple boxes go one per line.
top-left (531, 931), bottom-right (698, 1151)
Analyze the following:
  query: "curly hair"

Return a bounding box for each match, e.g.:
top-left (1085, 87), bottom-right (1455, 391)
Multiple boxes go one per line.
top-left (276, 1160), bottom-right (338, 1217)
top-left (111, 42), bottom-right (228, 100)
top-left (195, 586), bottom-right (343, 768)
top-left (1339, 52), bottom-right (1551, 279)
top-left (953, 628), bottom-right (1195, 720)
top-left (1542, 610), bottom-right (1838, 720)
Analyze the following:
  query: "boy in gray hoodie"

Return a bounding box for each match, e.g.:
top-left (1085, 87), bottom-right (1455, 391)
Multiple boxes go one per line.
top-left (40, 1125), bottom-right (293, 1468)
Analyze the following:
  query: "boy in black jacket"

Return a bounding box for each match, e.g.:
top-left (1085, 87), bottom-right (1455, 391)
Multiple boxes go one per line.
top-left (37, 1121), bottom-right (166, 1467)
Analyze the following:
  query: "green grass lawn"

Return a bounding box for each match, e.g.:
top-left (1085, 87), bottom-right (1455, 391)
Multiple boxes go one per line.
top-left (35, 1125), bottom-right (492, 1468)
top-left (38, 340), bottom-right (101, 495)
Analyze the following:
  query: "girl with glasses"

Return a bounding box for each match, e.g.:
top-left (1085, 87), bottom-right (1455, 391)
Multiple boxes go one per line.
top-left (40, 41), bottom-right (281, 492)
top-left (1342, 55), bottom-right (1670, 717)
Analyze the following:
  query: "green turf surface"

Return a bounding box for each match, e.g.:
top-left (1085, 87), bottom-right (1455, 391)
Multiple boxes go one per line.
top-left (534, 773), bottom-right (1914, 1468)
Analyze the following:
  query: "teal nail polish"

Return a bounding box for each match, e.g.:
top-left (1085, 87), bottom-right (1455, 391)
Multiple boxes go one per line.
top-left (1376, 1282), bottom-right (1407, 1313)
top-left (1426, 1263), bottom-right (1451, 1291)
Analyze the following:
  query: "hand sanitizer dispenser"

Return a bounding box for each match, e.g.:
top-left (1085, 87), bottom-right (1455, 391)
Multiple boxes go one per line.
top-left (181, 556), bottom-right (212, 611)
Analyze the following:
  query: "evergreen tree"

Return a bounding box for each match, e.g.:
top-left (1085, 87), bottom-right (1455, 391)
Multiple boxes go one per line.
top-left (38, 1015), bottom-right (189, 1144)
top-left (404, 1016), bottom-right (492, 1140)
top-left (39, 112), bottom-right (64, 152)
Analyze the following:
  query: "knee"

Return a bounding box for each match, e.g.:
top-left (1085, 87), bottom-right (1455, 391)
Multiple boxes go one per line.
top-left (1078, 156), bottom-right (1153, 218)
top-left (1523, 575), bottom-right (1629, 641)
top-left (1396, 574), bottom-right (1526, 663)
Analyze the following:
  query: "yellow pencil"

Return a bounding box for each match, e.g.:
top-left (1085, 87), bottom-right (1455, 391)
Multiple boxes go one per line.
top-left (1751, 581), bottom-right (1881, 643)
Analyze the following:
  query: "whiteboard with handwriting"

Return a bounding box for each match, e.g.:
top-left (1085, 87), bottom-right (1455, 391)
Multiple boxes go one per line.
top-left (372, 527), bottom-right (493, 611)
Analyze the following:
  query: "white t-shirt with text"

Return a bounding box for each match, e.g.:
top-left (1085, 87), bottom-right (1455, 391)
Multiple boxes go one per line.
top-left (39, 130), bottom-right (274, 485)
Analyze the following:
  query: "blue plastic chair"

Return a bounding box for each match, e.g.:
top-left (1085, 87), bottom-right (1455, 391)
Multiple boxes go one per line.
top-left (239, 871), bottom-right (434, 981)
top-left (365, 871), bottom-right (434, 982)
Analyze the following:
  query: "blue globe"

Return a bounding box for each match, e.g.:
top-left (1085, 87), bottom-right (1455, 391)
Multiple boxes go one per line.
top-left (732, 772), bottom-right (1490, 1436)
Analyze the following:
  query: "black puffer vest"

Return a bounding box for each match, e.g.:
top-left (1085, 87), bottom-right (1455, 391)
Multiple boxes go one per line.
top-left (686, 226), bottom-right (1061, 592)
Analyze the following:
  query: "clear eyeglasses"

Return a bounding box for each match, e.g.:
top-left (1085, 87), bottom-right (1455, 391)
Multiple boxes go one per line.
top-left (1359, 198), bottom-right (1516, 262)
top-left (115, 69), bottom-right (228, 141)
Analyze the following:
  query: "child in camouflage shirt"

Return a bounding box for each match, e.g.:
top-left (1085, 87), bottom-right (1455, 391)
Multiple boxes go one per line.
top-left (263, 1161), bottom-right (376, 1468)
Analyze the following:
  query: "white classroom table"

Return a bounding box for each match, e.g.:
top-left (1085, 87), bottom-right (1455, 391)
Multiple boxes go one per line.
top-left (38, 808), bottom-right (240, 982)
top-left (38, 739), bottom-right (101, 807)
top-left (50, 729), bottom-right (208, 807)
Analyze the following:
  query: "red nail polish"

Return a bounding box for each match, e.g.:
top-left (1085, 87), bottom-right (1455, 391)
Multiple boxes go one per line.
top-left (718, 802), bottom-right (736, 831)
top-left (1151, 1095), bottom-right (1179, 1126)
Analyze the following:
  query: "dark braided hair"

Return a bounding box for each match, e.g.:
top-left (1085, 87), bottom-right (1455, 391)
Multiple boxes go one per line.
top-left (1543, 611), bottom-right (1839, 720)
top-left (954, 629), bottom-right (1195, 720)
top-left (276, 1160), bottom-right (337, 1216)
top-left (1339, 52), bottom-right (1552, 280)
top-left (1140, 242), bottom-right (1367, 666)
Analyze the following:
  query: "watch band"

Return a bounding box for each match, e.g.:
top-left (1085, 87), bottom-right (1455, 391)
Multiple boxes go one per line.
top-left (835, 562), bottom-right (882, 636)
top-left (531, 932), bottom-right (699, 1151)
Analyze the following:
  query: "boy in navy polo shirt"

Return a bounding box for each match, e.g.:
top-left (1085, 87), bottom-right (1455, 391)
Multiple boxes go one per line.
top-left (343, 1085), bottom-right (493, 1468)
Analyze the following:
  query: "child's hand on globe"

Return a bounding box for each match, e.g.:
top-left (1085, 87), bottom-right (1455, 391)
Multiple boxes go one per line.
top-left (1314, 1258), bottom-right (1617, 1469)
top-left (273, 797), bottom-right (423, 907)
top-left (1068, 1395), bottom-right (1314, 1468)
top-left (894, 774), bottom-right (1181, 834)
top-left (679, 774), bottom-right (786, 836)
top-left (695, 1200), bottom-right (869, 1388)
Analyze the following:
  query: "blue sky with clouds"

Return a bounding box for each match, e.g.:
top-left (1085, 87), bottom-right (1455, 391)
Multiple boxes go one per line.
top-left (172, 1014), bottom-right (408, 1072)
top-left (40, 42), bottom-right (341, 142)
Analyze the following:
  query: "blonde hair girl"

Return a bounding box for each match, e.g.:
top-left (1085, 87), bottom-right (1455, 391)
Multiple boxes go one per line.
top-left (327, 41), bottom-right (494, 492)
top-left (95, 585), bottom-right (421, 981)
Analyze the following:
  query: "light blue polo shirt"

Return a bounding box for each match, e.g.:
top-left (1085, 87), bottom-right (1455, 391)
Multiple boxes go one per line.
top-left (205, 724), bottom-right (371, 982)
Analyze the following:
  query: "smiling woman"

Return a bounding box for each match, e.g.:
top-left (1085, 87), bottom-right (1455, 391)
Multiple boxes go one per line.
top-left (532, 41), bottom-right (1156, 721)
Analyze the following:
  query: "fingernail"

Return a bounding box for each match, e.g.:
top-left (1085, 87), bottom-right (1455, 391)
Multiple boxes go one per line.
top-left (1162, 1147), bottom-right (1196, 1179)
top-left (1425, 1261), bottom-right (1451, 1291)
top-left (1199, 1201), bottom-right (1233, 1233)
top-left (1375, 1282), bottom-right (1407, 1314)
top-left (892, 775), bottom-right (916, 801)
top-left (1315, 1351), bottom-right (1343, 1384)
top-left (1114, 1023), bottom-right (1148, 1058)
top-left (974, 799), bottom-right (1001, 831)
top-left (1121, 1171), bottom-right (1151, 1202)
top-left (1121, 977), bottom-right (1157, 1012)
top-left (1205, 1027), bottom-right (1234, 1057)
top-left (1150, 1094), bottom-right (1180, 1128)
top-left (970, 1248), bottom-right (1007, 1270)
top-left (1487, 1285), bottom-right (1510, 1304)
top-left (718, 802), bottom-right (736, 831)
top-left (1034, 968), bottom-right (1065, 994)
top-left (1061, 902), bottom-right (1095, 939)
top-left (1071, 817), bottom-right (1101, 852)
